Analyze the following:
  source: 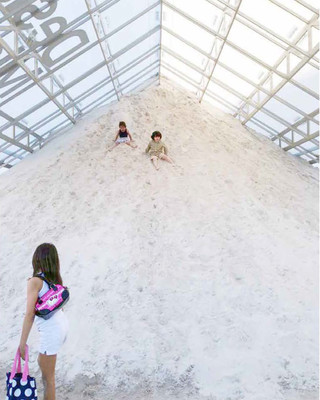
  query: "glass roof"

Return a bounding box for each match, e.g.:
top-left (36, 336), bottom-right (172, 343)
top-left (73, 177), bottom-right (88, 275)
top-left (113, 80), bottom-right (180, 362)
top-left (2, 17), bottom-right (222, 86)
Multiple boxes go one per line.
top-left (0, 0), bottom-right (318, 170)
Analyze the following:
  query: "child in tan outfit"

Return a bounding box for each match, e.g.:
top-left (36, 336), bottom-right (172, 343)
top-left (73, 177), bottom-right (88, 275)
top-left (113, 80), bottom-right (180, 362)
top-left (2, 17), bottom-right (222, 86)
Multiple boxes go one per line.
top-left (145, 131), bottom-right (174, 170)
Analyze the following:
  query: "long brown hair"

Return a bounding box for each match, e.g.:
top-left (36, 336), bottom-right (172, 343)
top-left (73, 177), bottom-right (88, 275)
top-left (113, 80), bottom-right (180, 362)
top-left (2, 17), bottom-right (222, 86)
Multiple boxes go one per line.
top-left (32, 243), bottom-right (63, 285)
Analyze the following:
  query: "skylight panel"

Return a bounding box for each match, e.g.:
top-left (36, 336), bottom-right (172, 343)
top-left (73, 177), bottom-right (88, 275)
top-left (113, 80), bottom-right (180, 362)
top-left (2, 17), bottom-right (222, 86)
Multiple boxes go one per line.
top-left (165, 0), bottom-right (225, 32)
top-left (162, 52), bottom-right (203, 84)
top-left (162, 66), bottom-right (198, 94)
top-left (207, 81), bottom-right (243, 107)
top-left (67, 67), bottom-right (111, 98)
top-left (53, 44), bottom-right (106, 87)
top-left (121, 69), bottom-right (158, 95)
top-left (203, 93), bottom-right (237, 114)
top-left (253, 111), bottom-right (287, 132)
top-left (163, 31), bottom-right (201, 67)
top-left (115, 35), bottom-right (159, 70)
top-left (213, 64), bottom-right (256, 97)
top-left (271, 0), bottom-right (315, 21)
top-left (277, 82), bottom-right (319, 114)
top-left (117, 56), bottom-right (159, 85)
top-left (163, 3), bottom-right (216, 53)
top-left (263, 98), bottom-right (305, 124)
top-left (218, 45), bottom-right (269, 85)
top-left (228, 20), bottom-right (284, 65)
top-left (108, 11), bottom-right (159, 54)
top-left (0, 85), bottom-right (48, 119)
top-left (239, 0), bottom-right (305, 39)
top-left (99, 0), bottom-right (158, 32)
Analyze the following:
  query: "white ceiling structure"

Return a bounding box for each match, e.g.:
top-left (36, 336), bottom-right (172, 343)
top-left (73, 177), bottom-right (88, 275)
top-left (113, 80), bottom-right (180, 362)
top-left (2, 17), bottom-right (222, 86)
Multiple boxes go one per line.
top-left (0, 0), bottom-right (319, 170)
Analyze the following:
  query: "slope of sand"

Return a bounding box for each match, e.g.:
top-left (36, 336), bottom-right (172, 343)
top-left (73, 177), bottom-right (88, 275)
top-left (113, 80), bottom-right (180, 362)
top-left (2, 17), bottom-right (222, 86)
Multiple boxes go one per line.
top-left (0, 80), bottom-right (318, 400)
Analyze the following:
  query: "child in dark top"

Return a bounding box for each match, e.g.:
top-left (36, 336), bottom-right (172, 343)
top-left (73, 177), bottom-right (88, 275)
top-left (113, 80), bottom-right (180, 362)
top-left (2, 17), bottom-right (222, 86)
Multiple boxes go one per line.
top-left (107, 121), bottom-right (137, 151)
top-left (145, 131), bottom-right (174, 170)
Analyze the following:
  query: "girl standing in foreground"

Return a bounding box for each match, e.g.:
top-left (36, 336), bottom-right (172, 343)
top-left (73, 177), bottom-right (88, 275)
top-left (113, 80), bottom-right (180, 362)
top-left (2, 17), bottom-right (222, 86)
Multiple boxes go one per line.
top-left (19, 243), bottom-right (68, 400)
top-left (108, 121), bottom-right (137, 151)
top-left (145, 131), bottom-right (174, 170)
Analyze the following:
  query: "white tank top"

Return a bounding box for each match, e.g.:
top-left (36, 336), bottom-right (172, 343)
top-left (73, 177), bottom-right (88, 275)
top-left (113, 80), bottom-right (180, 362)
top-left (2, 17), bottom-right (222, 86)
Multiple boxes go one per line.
top-left (38, 278), bottom-right (50, 297)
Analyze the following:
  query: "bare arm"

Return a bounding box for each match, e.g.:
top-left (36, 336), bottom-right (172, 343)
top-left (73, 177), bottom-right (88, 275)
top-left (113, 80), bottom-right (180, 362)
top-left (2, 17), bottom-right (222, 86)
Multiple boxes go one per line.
top-left (114, 130), bottom-right (119, 141)
top-left (145, 142), bottom-right (151, 153)
top-left (19, 278), bottom-right (41, 359)
top-left (163, 142), bottom-right (168, 155)
top-left (127, 130), bottom-right (133, 141)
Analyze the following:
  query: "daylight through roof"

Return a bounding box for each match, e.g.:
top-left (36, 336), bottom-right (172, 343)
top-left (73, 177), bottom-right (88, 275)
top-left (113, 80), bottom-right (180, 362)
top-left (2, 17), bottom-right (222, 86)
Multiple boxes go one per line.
top-left (0, 0), bottom-right (319, 170)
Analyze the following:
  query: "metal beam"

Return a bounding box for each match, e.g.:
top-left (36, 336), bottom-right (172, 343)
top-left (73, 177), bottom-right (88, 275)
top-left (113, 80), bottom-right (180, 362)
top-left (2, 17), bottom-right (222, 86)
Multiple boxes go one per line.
top-left (0, 161), bottom-right (13, 169)
top-left (207, 0), bottom-right (319, 64)
top-left (240, 45), bottom-right (319, 124)
top-left (159, 0), bottom-right (164, 83)
top-left (238, 13), bottom-right (319, 124)
top-left (0, 0), bottom-right (46, 24)
top-left (0, 36), bottom-right (159, 165)
top-left (271, 110), bottom-right (319, 141)
top-left (200, 0), bottom-right (242, 102)
top-left (161, 45), bottom-right (318, 144)
top-left (28, 67), bottom-right (159, 148)
top-left (293, 0), bottom-right (319, 15)
top-left (162, 0), bottom-right (319, 98)
top-left (0, 110), bottom-right (43, 142)
top-left (0, 37), bottom-right (77, 125)
top-left (85, 0), bottom-right (121, 100)
top-left (0, 3), bottom-right (82, 116)
top-left (162, 27), bottom-right (318, 123)
top-left (29, 47), bottom-right (160, 134)
top-left (43, 75), bottom-right (159, 147)
top-left (0, 0), bottom-right (121, 67)
top-left (293, 146), bottom-right (318, 157)
top-left (1, 21), bottom-right (160, 108)
top-left (80, 63), bottom-right (159, 114)
top-left (0, 133), bottom-right (33, 153)
top-left (0, 0), bottom-right (159, 76)
top-left (0, 26), bottom-right (160, 134)
top-left (283, 131), bottom-right (319, 151)
top-left (0, 149), bottom-right (24, 159)
top-left (246, 117), bottom-right (317, 159)
top-left (268, 0), bottom-right (318, 24)
top-left (161, 60), bottom-right (318, 157)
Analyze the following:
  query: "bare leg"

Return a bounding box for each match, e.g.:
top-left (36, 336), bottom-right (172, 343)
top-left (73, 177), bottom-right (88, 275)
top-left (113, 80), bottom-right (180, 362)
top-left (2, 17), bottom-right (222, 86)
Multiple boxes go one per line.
top-left (151, 156), bottom-right (159, 170)
top-left (160, 154), bottom-right (175, 164)
top-left (125, 141), bottom-right (137, 148)
top-left (38, 353), bottom-right (57, 400)
top-left (107, 142), bottom-right (119, 152)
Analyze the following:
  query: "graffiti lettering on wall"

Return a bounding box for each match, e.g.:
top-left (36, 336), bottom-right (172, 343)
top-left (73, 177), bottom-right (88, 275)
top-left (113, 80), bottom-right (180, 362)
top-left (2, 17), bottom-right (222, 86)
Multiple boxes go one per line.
top-left (0, 0), bottom-right (90, 89)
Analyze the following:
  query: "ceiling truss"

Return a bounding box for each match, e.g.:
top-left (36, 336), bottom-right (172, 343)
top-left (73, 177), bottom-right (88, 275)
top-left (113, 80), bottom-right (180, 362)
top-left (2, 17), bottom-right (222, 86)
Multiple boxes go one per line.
top-left (0, 0), bottom-right (318, 170)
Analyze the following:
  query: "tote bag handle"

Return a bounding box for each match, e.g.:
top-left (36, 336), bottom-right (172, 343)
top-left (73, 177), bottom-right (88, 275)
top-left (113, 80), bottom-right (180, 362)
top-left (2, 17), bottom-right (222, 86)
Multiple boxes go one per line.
top-left (10, 345), bottom-right (29, 382)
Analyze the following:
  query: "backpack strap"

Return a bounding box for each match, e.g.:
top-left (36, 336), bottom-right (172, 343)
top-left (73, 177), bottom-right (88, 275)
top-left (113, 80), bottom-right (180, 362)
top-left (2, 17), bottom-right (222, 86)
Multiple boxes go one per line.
top-left (35, 274), bottom-right (56, 289)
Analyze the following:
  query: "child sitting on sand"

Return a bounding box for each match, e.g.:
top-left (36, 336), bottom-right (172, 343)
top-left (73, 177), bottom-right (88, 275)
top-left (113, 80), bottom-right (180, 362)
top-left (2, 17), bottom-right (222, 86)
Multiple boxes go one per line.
top-left (145, 131), bottom-right (174, 170)
top-left (107, 121), bottom-right (137, 151)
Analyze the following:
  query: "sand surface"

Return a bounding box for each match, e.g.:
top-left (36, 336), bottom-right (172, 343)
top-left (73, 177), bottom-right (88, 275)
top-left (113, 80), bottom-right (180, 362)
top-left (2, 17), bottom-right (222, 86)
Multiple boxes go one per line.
top-left (0, 81), bottom-right (318, 399)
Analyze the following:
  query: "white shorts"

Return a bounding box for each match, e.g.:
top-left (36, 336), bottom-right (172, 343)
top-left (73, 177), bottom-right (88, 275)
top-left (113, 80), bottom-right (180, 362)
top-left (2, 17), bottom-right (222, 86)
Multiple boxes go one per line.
top-left (35, 310), bottom-right (68, 355)
top-left (116, 137), bottom-right (130, 143)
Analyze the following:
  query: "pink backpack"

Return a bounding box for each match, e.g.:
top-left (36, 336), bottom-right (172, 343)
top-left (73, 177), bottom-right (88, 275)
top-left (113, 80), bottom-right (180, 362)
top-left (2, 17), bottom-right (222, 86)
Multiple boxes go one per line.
top-left (35, 275), bottom-right (70, 320)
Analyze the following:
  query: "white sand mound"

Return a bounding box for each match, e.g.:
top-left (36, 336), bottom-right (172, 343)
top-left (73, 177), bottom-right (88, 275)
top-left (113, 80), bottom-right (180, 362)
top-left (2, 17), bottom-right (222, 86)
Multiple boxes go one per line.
top-left (0, 81), bottom-right (318, 400)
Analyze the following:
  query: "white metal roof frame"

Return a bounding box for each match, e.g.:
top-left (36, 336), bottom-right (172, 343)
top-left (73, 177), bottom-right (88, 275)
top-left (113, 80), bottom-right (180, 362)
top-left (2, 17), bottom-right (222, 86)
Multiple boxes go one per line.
top-left (0, 0), bottom-right (318, 170)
